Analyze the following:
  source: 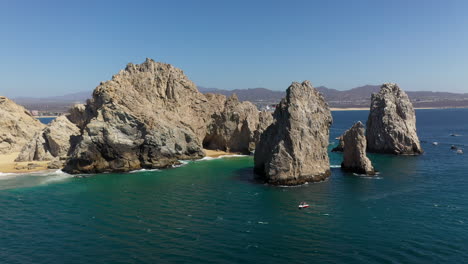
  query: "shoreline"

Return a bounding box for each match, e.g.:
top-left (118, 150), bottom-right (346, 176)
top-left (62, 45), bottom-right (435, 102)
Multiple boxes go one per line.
top-left (204, 149), bottom-right (242, 158)
top-left (0, 152), bottom-right (50, 174)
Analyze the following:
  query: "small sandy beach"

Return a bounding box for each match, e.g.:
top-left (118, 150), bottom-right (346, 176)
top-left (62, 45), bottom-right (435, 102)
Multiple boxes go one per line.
top-left (204, 149), bottom-right (242, 158)
top-left (0, 152), bottom-right (49, 173)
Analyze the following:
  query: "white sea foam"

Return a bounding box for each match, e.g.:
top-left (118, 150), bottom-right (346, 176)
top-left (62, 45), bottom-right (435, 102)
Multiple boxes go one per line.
top-left (195, 154), bottom-right (248, 162)
top-left (352, 173), bottom-right (382, 179)
top-left (40, 170), bottom-right (73, 184)
top-left (0, 172), bottom-right (17, 179)
top-left (129, 168), bottom-right (161, 173)
top-left (172, 160), bottom-right (190, 168)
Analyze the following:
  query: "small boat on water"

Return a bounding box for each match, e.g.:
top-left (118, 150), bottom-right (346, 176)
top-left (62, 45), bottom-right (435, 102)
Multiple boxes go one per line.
top-left (298, 202), bottom-right (310, 209)
top-left (432, 142), bottom-right (439, 146)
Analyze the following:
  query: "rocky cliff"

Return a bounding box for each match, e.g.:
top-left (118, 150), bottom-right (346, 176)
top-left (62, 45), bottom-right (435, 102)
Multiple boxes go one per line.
top-left (366, 83), bottom-right (423, 155)
top-left (341, 121), bottom-right (375, 175)
top-left (203, 94), bottom-right (271, 154)
top-left (0, 96), bottom-right (44, 154)
top-left (63, 59), bottom-right (267, 174)
top-left (254, 81), bottom-right (332, 185)
top-left (15, 115), bottom-right (80, 162)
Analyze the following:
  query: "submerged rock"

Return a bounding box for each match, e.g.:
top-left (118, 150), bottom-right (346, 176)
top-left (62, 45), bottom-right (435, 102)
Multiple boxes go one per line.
top-left (366, 83), bottom-right (423, 155)
top-left (341, 121), bottom-right (376, 175)
top-left (15, 115), bottom-right (80, 162)
top-left (0, 96), bottom-right (45, 154)
top-left (254, 81), bottom-right (332, 185)
top-left (331, 135), bottom-right (344, 152)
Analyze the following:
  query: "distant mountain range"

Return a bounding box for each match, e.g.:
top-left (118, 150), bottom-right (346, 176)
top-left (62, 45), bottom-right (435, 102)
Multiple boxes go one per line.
top-left (199, 85), bottom-right (468, 108)
top-left (12, 85), bottom-right (468, 113)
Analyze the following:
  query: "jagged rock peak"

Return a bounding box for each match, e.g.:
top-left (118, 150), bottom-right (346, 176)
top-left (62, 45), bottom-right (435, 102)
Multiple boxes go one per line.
top-left (341, 121), bottom-right (376, 175)
top-left (254, 81), bottom-right (333, 185)
top-left (366, 83), bottom-right (423, 155)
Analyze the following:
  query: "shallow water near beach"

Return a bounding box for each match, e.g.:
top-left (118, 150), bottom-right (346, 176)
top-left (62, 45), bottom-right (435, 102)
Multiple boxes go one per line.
top-left (1, 109), bottom-right (468, 263)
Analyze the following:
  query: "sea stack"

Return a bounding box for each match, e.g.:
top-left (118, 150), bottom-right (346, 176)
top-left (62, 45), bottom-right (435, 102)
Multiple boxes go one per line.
top-left (341, 121), bottom-right (376, 175)
top-left (0, 96), bottom-right (45, 154)
top-left (254, 81), bottom-right (333, 185)
top-left (366, 83), bottom-right (423, 155)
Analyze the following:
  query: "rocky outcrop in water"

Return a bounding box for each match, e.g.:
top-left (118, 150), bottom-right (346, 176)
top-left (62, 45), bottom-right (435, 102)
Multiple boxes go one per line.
top-left (341, 121), bottom-right (375, 175)
top-left (15, 115), bottom-right (80, 162)
top-left (331, 135), bottom-right (344, 152)
top-left (64, 59), bottom-right (216, 173)
top-left (0, 96), bottom-right (45, 154)
top-left (254, 81), bottom-right (333, 185)
top-left (203, 94), bottom-right (271, 154)
top-left (366, 83), bottom-right (423, 155)
top-left (63, 58), bottom-right (269, 174)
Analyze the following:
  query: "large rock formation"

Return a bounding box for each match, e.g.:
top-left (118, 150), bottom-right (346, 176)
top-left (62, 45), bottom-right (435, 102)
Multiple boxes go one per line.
top-left (63, 59), bottom-right (215, 173)
top-left (15, 115), bottom-right (80, 162)
top-left (254, 81), bottom-right (333, 185)
top-left (0, 96), bottom-right (45, 154)
top-left (203, 94), bottom-right (272, 154)
top-left (366, 83), bottom-right (423, 155)
top-left (63, 58), bottom-right (266, 174)
top-left (341, 121), bottom-right (375, 175)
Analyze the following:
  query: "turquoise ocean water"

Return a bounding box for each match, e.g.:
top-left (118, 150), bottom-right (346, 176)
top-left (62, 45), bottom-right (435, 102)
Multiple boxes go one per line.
top-left (1, 109), bottom-right (467, 263)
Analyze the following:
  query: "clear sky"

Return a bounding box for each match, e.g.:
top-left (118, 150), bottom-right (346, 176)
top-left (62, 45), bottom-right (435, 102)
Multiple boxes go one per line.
top-left (1, 0), bottom-right (468, 97)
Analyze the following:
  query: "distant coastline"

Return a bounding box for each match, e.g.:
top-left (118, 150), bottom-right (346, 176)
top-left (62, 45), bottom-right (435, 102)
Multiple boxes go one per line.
top-left (330, 106), bottom-right (468, 111)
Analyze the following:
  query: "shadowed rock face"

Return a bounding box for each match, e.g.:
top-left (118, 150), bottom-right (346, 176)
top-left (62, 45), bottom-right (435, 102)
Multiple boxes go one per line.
top-left (341, 121), bottom-right (375, 175)
top-left (254, 81), bottom-right (333, 185)
top-left (15, 115), bottom-right (80, 162)
top-left (366, 83), bottom-right (423, 155)
top-left (0, 96), bottom-right (45, 154)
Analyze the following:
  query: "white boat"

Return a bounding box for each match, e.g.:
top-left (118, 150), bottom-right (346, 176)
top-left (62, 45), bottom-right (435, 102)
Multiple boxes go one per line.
top-left (298, 202), bottom-right (310, 209)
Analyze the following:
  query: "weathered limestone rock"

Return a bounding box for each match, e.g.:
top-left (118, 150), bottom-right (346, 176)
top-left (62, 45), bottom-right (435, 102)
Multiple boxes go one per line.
top-left (15, 115), bottom-right (80, 162)
top-left (203, 94), bottom-right (265, 154)
top-left (64, 59), bottom-right (216, 173)
top-left (366, 83), bottom-right (423, 155)
top-left (252, 111), bottom-right (274, 150)
top-left (254, 81), bottom-right (333, 185)
top-left (341, 121), bottom-right (376, 175)
top-left (61, 58), bottom-right (275, 174)
top-left (0, 96), bottom-right (44, 154)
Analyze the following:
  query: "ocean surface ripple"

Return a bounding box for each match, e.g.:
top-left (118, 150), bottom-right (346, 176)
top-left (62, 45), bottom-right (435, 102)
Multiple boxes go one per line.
top-left (1, 109), bottom-right (468, 263)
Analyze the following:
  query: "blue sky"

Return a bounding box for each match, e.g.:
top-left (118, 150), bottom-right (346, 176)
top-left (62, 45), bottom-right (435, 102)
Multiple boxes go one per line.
top-left (1, 0), bottom-right (468, 97)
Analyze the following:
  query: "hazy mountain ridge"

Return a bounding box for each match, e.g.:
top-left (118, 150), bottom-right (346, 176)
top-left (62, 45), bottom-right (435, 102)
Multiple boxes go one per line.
top-left (12, 86), bottom-right (468, 113)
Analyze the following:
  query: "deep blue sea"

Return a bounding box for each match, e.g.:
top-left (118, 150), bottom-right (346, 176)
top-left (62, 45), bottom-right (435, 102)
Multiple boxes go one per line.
top-left (1, 109), bottom-right (467, 263)
top-left (37, 117), bottom-right (55, 125)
